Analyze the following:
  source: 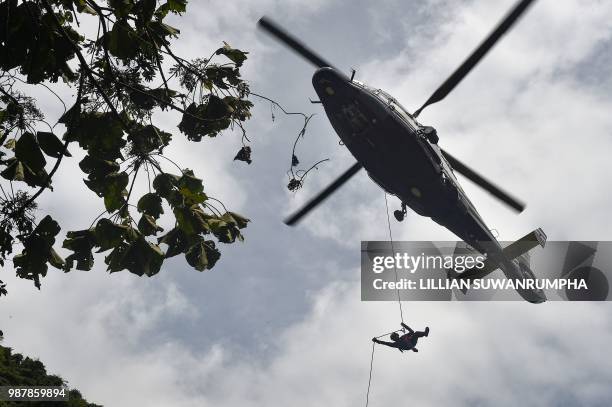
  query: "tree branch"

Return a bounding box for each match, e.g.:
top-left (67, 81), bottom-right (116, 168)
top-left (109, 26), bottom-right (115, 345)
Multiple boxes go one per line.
top-left (39, 0), bottom-right (130, 133)
top-left (12, 75), bottom-right (85, 215)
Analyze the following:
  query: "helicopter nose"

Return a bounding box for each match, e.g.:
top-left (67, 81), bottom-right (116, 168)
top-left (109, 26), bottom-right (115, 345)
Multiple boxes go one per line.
top-left (312, 67), bottom-right (349, 98)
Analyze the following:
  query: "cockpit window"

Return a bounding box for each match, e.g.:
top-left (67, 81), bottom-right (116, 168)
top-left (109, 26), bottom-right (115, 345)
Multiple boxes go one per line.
top-left (374, 89), bottom-right (411, 113)
top-left (377, 89), bottom-right (394, 100)
top-left (355, 83), bottom-right (419, 129)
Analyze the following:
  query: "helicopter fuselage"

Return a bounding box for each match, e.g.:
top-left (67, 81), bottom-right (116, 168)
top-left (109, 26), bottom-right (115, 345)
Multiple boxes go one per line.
top-left (312, 67), bottom-right (545, 303)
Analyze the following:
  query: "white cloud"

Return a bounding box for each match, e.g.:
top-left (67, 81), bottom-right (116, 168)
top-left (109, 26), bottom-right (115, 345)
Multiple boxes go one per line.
top-left (6, 279), bottom-right (611, 406)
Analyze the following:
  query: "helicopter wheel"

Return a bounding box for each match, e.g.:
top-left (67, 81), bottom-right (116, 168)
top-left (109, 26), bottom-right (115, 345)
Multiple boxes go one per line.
top-left (393, 203), bottom-right (407, 222)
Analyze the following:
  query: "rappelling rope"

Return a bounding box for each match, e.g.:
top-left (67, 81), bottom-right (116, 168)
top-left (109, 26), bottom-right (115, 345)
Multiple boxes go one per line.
top-left (365, 342), bottom-right (375, 407)
top-left (384, 193), bottom-right (405, 324)
top-left (365, 329), bottom-right (404, 407)
top-left (365, 194), bottom-right (407, 407)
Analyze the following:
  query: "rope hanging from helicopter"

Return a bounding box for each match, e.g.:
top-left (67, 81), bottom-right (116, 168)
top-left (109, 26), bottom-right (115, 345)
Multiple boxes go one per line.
top-left (365, 327), bottom-right (406, 407)
top-left (383, 193), bottom-right (405, 324)
top-left (364, 193), bottom-right (408, 407)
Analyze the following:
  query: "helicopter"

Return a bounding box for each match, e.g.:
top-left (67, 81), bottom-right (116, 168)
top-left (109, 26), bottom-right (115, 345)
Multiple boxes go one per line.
top-left (258, 0), bottom-right (548, 303)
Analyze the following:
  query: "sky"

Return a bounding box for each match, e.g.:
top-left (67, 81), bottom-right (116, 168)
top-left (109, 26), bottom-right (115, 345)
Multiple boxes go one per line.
top-left (2, 0), bottom-right (612, 405)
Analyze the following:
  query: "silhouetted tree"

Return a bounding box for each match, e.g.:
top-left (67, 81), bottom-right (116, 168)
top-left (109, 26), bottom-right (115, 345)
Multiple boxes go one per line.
top-left (0, 0), bottom-right (266, 294)
top-left (0, 344), bottom-right (101, 406)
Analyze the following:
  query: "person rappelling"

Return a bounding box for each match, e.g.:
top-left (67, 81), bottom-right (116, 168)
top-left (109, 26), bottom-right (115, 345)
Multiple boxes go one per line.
top-left (372, 323), bottom-right (429, 353)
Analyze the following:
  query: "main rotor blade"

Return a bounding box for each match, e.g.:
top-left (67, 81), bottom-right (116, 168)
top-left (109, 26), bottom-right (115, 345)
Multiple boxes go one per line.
top-left (285, 162), bottom-right (363, 226)
top-left (414, 0), bottom-right (536, 117)
top-left (258, 16), bottom-right (336, 69)
top-left (441, 149), bottom-right (525, 212)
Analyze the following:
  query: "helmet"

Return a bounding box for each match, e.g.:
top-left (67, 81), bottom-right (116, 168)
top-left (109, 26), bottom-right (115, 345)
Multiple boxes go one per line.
top-left (390, 332), bottom-right (400, 341)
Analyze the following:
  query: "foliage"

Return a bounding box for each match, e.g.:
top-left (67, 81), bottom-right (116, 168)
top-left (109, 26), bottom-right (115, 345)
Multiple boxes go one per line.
top-left (0, 344), bottom-right (101, 406)
top-left (0, 0), bottom-right (257, 295)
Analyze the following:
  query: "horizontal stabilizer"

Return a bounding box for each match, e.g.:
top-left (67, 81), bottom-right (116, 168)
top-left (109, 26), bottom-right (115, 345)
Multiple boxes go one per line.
top-left (456, 228), bottom-right (547, 282)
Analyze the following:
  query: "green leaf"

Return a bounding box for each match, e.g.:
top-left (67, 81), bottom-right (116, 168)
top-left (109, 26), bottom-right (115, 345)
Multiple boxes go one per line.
top-left (13, 245), bottom-right (48, 290)
top-left (178, 98), bottom-right (233, 141)
top-left (22, 162), bottom-right (51, 189)
top-left (127, 87), bottom-right (179, 112)
top-left (48, 248), bottom-right (65, 269)
top-left (223, 96), bottom-right (253, 121)
top-left (94, 218), bottom-right (129, 252)
top-left (204, 66), bottom-right (242, 91)
top-left (108, 0), bottom-right (134, 18)
top-left (3, 138), bottom-right (15, 150)
top-left (158, 22), bottom-right (179, 36)
top-left (173, 206), bottom-right (197, 236)
top-left (137, 214), bottom-right (163, 236)
top-left (0, 224), bottom-right (14, 262)
top-left (215, 42), bottom-right (248, 67)
top-left (173, 206), bottom-right (209, 236)
top-left (65, 112), bottom-right (125, 160)
top-left (152, 172), bottom-right (180, 197)
top-left (58, 98), bottom-right (84, 126)
top-left (0, 157), bottom-right (50, 188)
top-left (106, 19), bottom-right (139, 60)
top-left (148, 88), bottom-right (178, 109)
top-left (128, 124), bottom-right (172, 154)
top-left (137, 193), bottom-right (164, 218)
top-left (138, 0), bottom-right (156, 22)
top-left (208, 215), bottom-right (244, 244)
top-left (79, 155), bottom-right (120, 177)
top-left (233, 146), bottom-right (252, 164)
top-left (102, 172), bottom-right (129, 212)
top-left (119, 236), bottom-right (164, 276)
top-left (224, 212), bottom-right (250, 229)
top-left (34, 215), bottom-right (61, 238)
top-left (0, 159), bottom-right (25, 182)
top-left (66, 252), bottom-right (94, 271)
top-left (5, 4), bottom-right (81, 84)
top-left (148, 20), bottom-right (179, 44)
top-left (36, 131), bottom-right (71, 158)
top-left (158, 227), bottom-right (188, 258)
top-left (15, 132), bottom-right (46, 172)
top-left (63, 229), bottom-right (96, 271)
top-left (185, 239), bottom-right (220, 271)
top-left (177, 170), bottom-right (207, 204)
top-left (63, 229), bottom-right (96, 252)
top-left (156, 0), bottom-right (187, 18)
top-left (185, 240), bottom-right (207, 271)
top-left (105, 242), bottom-right (130, 273)
top-left (12, 216), bottom-right (64, 289)
top-left (129, 86), bottom-right (156, 110)
top-left (165, 189), bottom-right (184, 207)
